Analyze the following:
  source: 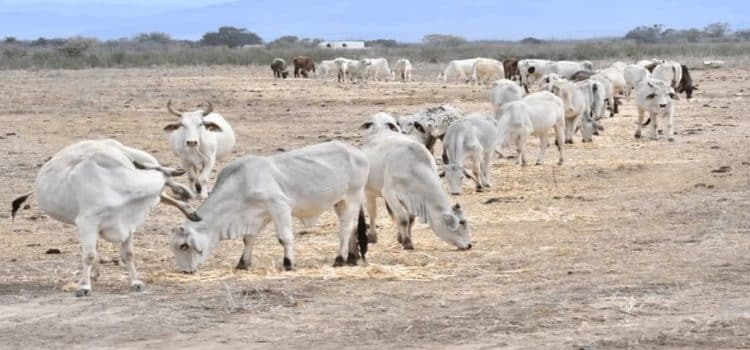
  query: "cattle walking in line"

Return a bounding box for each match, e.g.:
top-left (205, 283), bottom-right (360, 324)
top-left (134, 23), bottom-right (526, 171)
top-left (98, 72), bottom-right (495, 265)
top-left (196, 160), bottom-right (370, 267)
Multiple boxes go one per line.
top-left (164, 100), bottom-right (236, 199)
top-left (11, 139), bottom-right (199, 296)
top-left (169, 141), bottom-right (370, 273)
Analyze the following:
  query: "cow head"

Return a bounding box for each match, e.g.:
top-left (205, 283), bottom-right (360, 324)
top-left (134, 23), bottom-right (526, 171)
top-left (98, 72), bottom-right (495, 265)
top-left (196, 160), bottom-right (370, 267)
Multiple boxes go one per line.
top-left (169, 224), bottom-right (215, 273)
top-left (360, 112), bottom-right (400, 137)
top-left (281, 70), bottom-right (289, 79)
top-left (444, 163), bottom-right (480, 196)
top-left (433, 203), bottom-right (472, 250)
top-left (642, 80), bottom-right (677, 110)
top-left (163, 100), bottom-right (223, 148)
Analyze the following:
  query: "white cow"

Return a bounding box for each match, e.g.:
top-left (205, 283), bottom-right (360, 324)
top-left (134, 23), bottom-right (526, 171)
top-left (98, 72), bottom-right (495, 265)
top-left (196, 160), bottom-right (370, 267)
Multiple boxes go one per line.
top-left (333, 57), bottom-right (357, 82)
top-left (518, 59), bottom-right (553, 91)
top-left (634, 78), bottom-right (678, 142)
top-left (610, 61), bottom-right (627, 72)
top-left (169, 141), bottom-right (370, 273)
top-left (577, 79), bottom-right (607, 132)
top-left (393, 58), bottom-right (413, 82)
top-left (652, 61), bottom-right (682, 90)
top-left (364, 58), bottom-right (391, 81)
top-left (495, 91), bottom-right (565, 166)
top-left (438, 58), bottom-right (479, 83)
top-left (489, 79), bottom-right (525, 113)
top-left (11, 139), bottom-right (199, 296)
top-left (317, 59), bottom-right (336, 78)
top-left (544, 79), bottom-right (594, 143)
top-left (442, 113), bottom-right (497, 195)
top-left (346, 59), bottom-right (370, 83)
top-left (550, 60), bottom-right (593, 79)
top-left (360, 113), bottom-right (473, 250)
top-left (470, 58), bottom-right (505, 85)
top-left (164, 101), bottom-right (236, 199)
top-left (590, 73), bottom-right (617, 117)
top-left (623, 64), bottom-right (651, 100)
top-left (596, 67), bottom-right (627, 96)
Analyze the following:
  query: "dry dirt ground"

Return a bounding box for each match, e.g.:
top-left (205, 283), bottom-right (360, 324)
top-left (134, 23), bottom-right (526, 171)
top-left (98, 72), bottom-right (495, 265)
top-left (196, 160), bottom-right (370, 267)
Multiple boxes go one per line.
top-left (0, 64), bottom-right (748, 349)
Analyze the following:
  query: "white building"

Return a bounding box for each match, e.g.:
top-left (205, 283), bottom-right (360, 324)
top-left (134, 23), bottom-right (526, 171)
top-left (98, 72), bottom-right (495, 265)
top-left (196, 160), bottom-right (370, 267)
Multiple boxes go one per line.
top-left (318, 41), bottom-right (366, 49)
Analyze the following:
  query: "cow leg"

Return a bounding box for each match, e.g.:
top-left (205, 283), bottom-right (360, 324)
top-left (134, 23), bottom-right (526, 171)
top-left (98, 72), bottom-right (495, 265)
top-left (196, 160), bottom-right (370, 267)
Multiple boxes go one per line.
top-left (365, 194), bottom-right (378, 244)
top-left (120, 233), bottom-right (143, 292)
top-left (236, 234), bottom-right (257, 270)
top-left (75, 220), bottom-right (97, 297)
top-left (517, 134), bottom-right (529, 166)
top-left (649, 111), bottom-right (659, 140)
top-left (635, 108), bottom-right (644, 139)
top-left (383, 193), bottom-right (414, 250)
top-left (269, 201), bottom-right (295, 271)
top-left (471, 149), bottom-right (484, 192)
top-left (333, 198), bottom-right (359, 266)
top-left (537, 135), bottom-right (549, 166)
top-left (481, 149), bottom-right (493, 187)
top-left (564, 117), bottom-right (575, 144)
top-left (197, 157), bottom-right (215, 200)
top-left (666, 111), bottom-right (675, 142)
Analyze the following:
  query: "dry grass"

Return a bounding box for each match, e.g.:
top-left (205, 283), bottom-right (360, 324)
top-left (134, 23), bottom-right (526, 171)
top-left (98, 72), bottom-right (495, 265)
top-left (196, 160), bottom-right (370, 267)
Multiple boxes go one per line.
top-left (0, 65), bottom-right (748, 349)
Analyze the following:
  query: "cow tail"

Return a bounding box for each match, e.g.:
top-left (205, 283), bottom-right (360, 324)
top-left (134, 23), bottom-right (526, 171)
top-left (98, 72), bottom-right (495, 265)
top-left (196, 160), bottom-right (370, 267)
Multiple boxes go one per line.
top-left (11, 190), bottom-right (34, 221)
top-left (356, 206), bottom-right (368, 262)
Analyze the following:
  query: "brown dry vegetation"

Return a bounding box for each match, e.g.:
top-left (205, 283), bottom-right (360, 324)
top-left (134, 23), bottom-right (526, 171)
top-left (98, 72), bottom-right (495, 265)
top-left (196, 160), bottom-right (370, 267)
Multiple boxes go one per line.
top-left (0, 64), bottom-right (748, 349)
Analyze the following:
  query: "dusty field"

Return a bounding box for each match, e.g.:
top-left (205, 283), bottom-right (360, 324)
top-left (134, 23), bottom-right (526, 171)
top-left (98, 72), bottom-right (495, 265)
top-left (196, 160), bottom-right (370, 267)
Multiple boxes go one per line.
top-left (0, 64), bottom-right (748, 349)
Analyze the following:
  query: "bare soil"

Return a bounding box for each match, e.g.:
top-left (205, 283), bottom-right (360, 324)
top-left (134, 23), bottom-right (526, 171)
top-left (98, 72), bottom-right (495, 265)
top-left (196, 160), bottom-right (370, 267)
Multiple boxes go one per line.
top-left (0, 65), bottom-right (748, 349)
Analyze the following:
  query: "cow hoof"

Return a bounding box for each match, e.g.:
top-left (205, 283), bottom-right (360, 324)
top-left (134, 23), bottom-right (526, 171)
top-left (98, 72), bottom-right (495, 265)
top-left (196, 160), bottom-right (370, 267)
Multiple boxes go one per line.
top-left (634, 132), bottom-right (641, 139)
top-left (475, 186), bottom-right (484, 193)
top-left (668, 137), bottom-right (675, 142)
top-left (75, 288), bottom-right (90, 297)
top-left (565, 140), bottom-right (573, 144)
top-left (367, 233), bottom-right (378, 244)
top-left (333, 256), bottom-right (345, 267)
top-left (558, 160), bottom-right (564, 165)
top-left (131, 281), bottom-right (144, 293)
top-left (346, 253), bottom-right (359, 266)
top-left (235, 258), bottom-right (250, 270)
top-left (593, 130), bottom-right (600, 136)
top-left (402, 239), bottom-right (414, 250)
top-left (283, 258), bottom-right (293, 271)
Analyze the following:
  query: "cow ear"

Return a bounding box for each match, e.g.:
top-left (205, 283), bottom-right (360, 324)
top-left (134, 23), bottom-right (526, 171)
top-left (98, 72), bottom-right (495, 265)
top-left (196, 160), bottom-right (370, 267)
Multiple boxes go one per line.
top-left (359, 122), bottom-right (372, 130)
top-left (164, 123), bottom-right (181, 132)
top-left (693, 84), bottom-right (699, 90)
top-left (646, 93), bottom-right (656, 99)
top-left (647, 82), bottom-right (654, 88)
top-left (203, 121), bottom-right (223, 132)
top-left (438, 171), bottom-right (446, 178)
top-left (414, 122), bottom-right (426, 133)
top-left (669, 93), bottom-right (679, 100)
top-left (386, 122), bottom-right (399, 132)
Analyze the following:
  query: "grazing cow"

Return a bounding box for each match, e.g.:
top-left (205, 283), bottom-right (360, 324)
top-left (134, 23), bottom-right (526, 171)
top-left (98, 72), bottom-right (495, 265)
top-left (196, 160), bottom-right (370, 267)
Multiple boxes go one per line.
top-left (360, 113), bottom-right (473, 250)
top-left (401, 104), bottom-right (463, 162)
top-left (503, 58), bottom-right (520, 81)
top-left (470, 58), bottom-right (505, 85)
top-left (596, 67), bottom-right (627, 96)
top-left (270, 58), bottom-right (289, 79)
top-left (292, 56), bottom-right (316, 78)
top-left (393, 58), bottom-right (413, 82)
top-left (544, 79), bottom-right (594, 143)
top-left (623, 64), bottom-right (651, 100)
top-left (518, 59), bottom-right (553, 91)
top-left (317, 59), bottom-right (336, 78)
top-left (364, 58), bottom-right (391, 81)
top-left (438, 58), bottom-right (479, 83)
top-left (169, 141), bottom-right (370, 273)
top-left (590, 73), bottom-right (618, 116)
top-left (489, 79), bottom-right (525, 114)
top-left (11, 139), bottom-right (199, 296)
top-left (653, 61), bottom-right (697, 99)
top-left (164, 100), bottom-right (236, 199)
top-left (495, 91), bottom-right (565, 165)
top-left (333, 57), bottom-right (356, 82)
top-left (637, 58), bottom-right (666, 72)
top-left (577, 79), bottom-right (607, 124)
top-left (442, 113), bottom-right (497, 194)
top-left (346, 59), bottom-right (370, 83)
top-left (634, 78), bottom-right (678, 141)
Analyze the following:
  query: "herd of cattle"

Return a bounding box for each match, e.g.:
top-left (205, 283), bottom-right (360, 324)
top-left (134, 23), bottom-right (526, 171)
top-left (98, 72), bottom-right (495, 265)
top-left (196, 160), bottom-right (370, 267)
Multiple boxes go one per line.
top-left (10, 56), bottom-right (698, 297)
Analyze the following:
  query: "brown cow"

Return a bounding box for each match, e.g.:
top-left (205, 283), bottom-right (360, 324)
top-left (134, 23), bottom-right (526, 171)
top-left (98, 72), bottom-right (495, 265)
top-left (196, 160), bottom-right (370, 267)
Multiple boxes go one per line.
top-left (503, 58), bottom-right (519, 81)
top-left (292, 56), bottom-right (316, 78)
top-left (271, 58), bottom-right (288, 79)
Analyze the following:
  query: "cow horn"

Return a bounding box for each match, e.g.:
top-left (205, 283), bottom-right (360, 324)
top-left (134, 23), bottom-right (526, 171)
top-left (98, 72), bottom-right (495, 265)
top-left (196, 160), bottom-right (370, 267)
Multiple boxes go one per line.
top-left (167, 100), bottom-right (183, 117)
top-left (202, 100), bottom-right (213, 117)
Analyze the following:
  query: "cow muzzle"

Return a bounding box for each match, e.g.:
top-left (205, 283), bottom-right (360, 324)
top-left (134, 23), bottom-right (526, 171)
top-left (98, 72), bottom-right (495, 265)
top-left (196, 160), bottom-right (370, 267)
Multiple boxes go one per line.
top-left (659, 103), bottom-right (667, 108)
top-left (186, 140), bottom-right (198, 147)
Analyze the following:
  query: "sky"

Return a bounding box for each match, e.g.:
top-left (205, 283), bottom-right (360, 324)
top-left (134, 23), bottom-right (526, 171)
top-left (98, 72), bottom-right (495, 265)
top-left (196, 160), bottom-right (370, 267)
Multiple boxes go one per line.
top-left (0, 0), bottom-right (747, 42)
